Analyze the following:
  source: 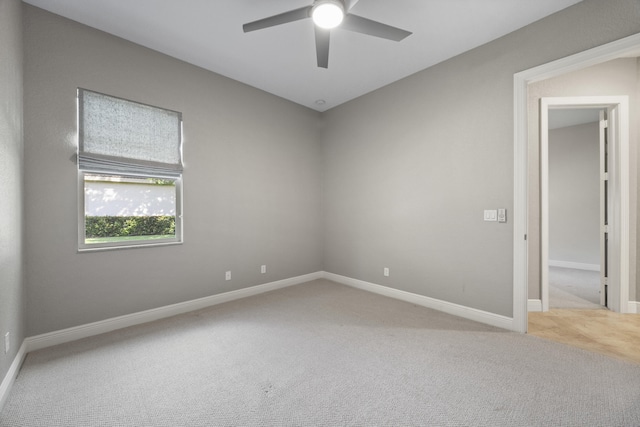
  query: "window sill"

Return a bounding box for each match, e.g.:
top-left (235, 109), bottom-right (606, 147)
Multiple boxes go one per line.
top-left (78, 240), bottom-right (182, 253)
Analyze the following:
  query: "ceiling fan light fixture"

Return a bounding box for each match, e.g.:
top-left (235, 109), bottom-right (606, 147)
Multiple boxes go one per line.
top-left (312, 0), bottom-right (345, 29)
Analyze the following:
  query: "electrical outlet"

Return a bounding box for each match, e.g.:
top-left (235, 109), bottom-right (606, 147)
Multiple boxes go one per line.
top-left (225, 271), bottom-right (231, 281)
top-left (383, 267), bottom-right (390, 277)
top-left (261, 265), bottom-right (267, 274)
top-left (4, 332), bottom-right (9, 354)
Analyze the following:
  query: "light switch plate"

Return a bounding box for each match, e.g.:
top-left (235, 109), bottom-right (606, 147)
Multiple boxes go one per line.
top-left (484, 210), bottom-right (497, 221)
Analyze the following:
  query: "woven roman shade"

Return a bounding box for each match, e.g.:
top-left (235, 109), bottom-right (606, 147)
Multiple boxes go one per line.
top-left (78, 89), bottom-right (183, 177)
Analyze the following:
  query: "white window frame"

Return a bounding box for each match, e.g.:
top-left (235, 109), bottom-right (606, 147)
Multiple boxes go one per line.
top-left (77, 89), bottom-right (184, 251)
top-left (78, 171), bottom-right (183, 251)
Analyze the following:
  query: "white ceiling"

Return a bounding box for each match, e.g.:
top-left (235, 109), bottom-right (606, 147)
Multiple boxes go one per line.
top-left (23, 0), bottom-right (583, 112)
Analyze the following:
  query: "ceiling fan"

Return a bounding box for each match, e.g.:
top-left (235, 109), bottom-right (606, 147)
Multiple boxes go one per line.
top-left (242, 0), bottom-right (412, 69)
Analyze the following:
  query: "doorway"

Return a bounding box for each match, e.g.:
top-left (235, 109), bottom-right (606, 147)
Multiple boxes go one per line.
top-left (546, 107), bottom-right (603, 310)
top-left (540, 97), bottom-right (629, 314)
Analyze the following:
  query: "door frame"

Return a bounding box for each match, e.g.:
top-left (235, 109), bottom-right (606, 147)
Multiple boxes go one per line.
top-left (540, 97), bottom-right (629, 313)
top-left (512, 33), bottom-right (640, 333)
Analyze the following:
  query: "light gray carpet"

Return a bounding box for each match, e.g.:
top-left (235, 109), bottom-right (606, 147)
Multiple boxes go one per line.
top-left (2, 279), bottom-right (639, 426)
top-left (549, 266), bottom-right (602, 309)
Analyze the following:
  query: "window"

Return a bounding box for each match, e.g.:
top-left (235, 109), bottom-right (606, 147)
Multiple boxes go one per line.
top-left (78, 89), bottom-right (183, 250)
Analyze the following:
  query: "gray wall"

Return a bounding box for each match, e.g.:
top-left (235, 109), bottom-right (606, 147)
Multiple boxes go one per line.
top-left (23, 5), bottom-right (323, 336)
top-left (548, 122), bottom-right (600, 265)
top-left (0, 0), bottom-right (25, 383)
top-left (322, 0), bottom-right (640, 317)
top-left (528, 58), bottom-right (639, 300)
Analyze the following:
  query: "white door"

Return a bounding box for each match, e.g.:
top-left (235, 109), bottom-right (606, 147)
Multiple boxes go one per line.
top-left (599, 110), bottom-right (608, 307)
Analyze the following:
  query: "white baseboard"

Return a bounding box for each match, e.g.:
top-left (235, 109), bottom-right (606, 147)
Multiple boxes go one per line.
top-left (528, 299), bottom-right (542, 312)
top-left (628, 301), bottom-right (640, 314)
top-left (0, 341), bottom-right (27, 412)
top-left (323, 272), bottom-right (515, 331)
top-left (25, 272), bottom-right (322, 352)
top-left (20, 271), bottom-right (522, 350)
top-left (548, 260), bottom-right (600, 271)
